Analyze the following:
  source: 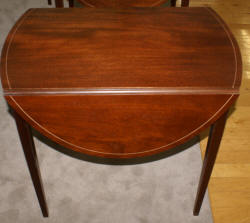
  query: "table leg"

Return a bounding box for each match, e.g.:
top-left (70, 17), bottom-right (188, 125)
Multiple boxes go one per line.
top-left (13, 110), bottom-right (49, 217)
top-left (193, 110), bottom-right (228, 216)
top-left (170, 0), bottom-right (176, 7)
top-left (69, 0), bottom-right (74, 7)
top-left (181, 0), bottom-right (189, 7)
top-left (55, 0), bottom-right (64, 8)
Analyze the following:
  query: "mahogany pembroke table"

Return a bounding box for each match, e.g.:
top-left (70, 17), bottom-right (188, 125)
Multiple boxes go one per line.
top-left (0, 7), bottom-right (242, 217)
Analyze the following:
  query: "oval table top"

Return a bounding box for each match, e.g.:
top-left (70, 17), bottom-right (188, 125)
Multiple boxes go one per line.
top-left (1, 7), bottom-right (241, 158)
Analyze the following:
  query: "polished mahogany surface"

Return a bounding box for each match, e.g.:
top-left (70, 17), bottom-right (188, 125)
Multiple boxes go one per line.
top-left (1, 7), bottom-right (241, 90)
top-left (1, 7), bottom-right (241, 158)
top-left (78, 0), bottom-right (170, 8)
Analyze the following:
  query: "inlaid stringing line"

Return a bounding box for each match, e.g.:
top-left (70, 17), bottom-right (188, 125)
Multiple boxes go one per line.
top-left (4, 8), bottom-right (239, 91)
top-left (9, 94), bottom-right (234, 156)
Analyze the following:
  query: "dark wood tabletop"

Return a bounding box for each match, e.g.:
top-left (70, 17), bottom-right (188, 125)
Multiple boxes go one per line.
top-left (0, 7), bottom-right (242, 217)
top-left (2, 8), bottom-right (241, 90)
top-left (1, 7), bottom-right (241, 158)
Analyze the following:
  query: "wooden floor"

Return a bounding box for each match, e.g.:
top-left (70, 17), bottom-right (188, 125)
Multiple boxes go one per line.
top-left (177, 0), bottom-right (250, 222)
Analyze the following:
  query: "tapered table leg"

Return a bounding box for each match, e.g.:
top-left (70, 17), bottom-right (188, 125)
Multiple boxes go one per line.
top-left (170, 0), bottom-right (177, 7)
top-left (13, 110), bottom-right (49, 217)
top-left (69, 0), bottom-right (74, 7)
top-left (193, 111), bottom-right (228, 216)
top-left (181, 0), bottom-right (189, 7)
top-left (55, 0), bottom-right (64, 8)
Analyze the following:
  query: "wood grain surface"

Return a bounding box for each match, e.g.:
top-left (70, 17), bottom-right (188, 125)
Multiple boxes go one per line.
top-left (59, 0), bottom-right (189, 8)
top-left (0, 7), bottom-right (242, 158)
top-left (78, 0), bottom-right (170, 8)
top-left (6, 94), bottom-right (236, 158)
top-left (1, 7), bottom-right (241, 92)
